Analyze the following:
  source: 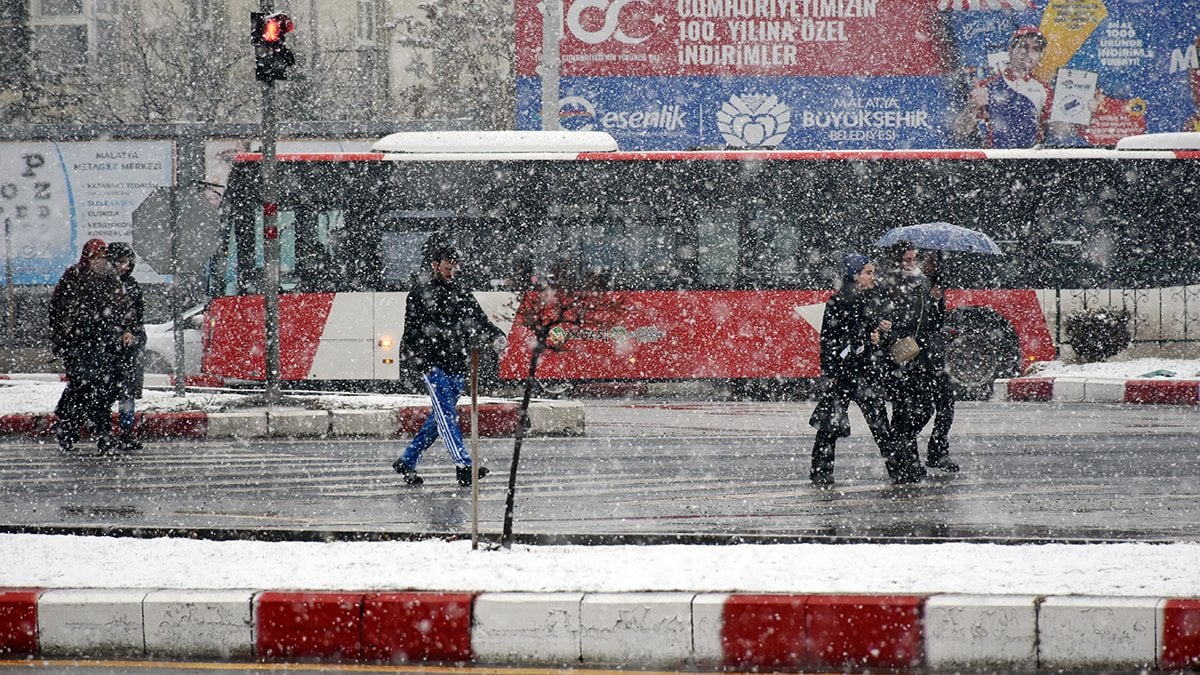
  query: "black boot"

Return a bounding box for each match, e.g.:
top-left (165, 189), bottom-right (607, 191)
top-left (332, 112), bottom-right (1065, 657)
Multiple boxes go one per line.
top-left (96, 435), bottom-right (119, 455)
top-left (118, 431), bottom-right (142, 452)
top-left (811, 439), bottom-right (836, 486)
top-left (926, 456), bottom-right (960, 472)
top-left (392, 458), bottom-right (424, 485)
top-left (457, 465), bottom-right (489, 487)
top-left (56, 431), bottom-right (77, 453)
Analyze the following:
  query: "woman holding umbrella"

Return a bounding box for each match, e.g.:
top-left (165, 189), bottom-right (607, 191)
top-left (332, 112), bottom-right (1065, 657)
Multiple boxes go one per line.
top-left (809, 253), bottom-right (924, 486)
top-left (875, 222), bottom-right (999, 470)
top-left (880, 242), bottom-right (959, 475)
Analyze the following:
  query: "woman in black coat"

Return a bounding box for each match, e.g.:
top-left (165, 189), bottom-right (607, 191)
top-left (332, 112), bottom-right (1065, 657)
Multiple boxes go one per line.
top-left (880, 245), bottom-right (959, 475)
top-left (107, 243), bottom-right (146, 451)
top-left (809, 253), bottom-right (923, 486)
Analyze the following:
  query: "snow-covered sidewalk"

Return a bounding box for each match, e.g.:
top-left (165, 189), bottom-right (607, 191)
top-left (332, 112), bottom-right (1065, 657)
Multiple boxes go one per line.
top-left (0, 377), bottom-right (585, 438)
top-left (999, 357), bottom-right (1200, 404)
top-left (2, 534), bottom-right (1199, 671)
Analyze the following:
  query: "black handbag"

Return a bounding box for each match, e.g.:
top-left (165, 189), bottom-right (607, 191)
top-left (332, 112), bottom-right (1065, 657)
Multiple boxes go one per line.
top-left (809, 391), bottom-right (851, 438)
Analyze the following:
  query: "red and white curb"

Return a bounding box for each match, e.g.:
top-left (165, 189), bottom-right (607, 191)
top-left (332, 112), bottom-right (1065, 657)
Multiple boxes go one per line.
top-left (2, 589), bottom-right (1199, 670)
top-left (995, 377), bottom-right (1200, 405)
top-left (0, 400), bottom-right (584, 440)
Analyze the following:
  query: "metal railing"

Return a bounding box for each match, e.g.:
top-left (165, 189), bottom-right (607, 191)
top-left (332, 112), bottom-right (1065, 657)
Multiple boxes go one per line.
top-left (1040, 284), bottom-right (1200, 346)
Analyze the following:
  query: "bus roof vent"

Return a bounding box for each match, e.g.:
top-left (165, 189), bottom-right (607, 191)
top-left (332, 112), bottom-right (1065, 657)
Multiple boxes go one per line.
top-left (372, 130), bottom-right (619, 154)
top-left (1115, 132), bottom-right (1200, 151)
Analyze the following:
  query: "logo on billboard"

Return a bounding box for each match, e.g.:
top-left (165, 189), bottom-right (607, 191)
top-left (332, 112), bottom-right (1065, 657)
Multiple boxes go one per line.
top-left (717, 94), bottom-right (791, 148)
top-left (560, 95), bottom-right (688, 133)
top-left (559, 96), bottom-right (599, 130)
top-left (566, 0), bottom-right (658, 45)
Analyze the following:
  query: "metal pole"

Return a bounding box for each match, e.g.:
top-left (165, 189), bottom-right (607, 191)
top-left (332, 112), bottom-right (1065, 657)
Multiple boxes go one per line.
top-left (539, 0), bottom-right (561, 131)
top-left (259, 0), bottom-right (281, 406)
top-left (169, 183), bottom-right (185, 396)
top-left (3, 218), bottom-right (13, 373)
top-left (470, 348), bottom-right (480, 550)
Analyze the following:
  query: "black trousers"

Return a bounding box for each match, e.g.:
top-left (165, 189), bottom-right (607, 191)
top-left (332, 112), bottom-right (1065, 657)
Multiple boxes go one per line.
top-left (811, 379), bottom-right (918, 480)
top-left (891, 367), bottom-right (938, 468)
top-left (55, 349), bottom-right (119, 441)
top-left (927, 370), bottom-right (956, 463)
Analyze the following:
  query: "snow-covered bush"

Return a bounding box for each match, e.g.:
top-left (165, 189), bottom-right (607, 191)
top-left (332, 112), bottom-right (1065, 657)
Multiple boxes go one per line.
top-left (1064, 308), bottom-right (1132, 363)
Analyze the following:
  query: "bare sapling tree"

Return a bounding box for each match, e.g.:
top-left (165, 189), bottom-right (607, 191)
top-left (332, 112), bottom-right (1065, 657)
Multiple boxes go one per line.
top-left (392, 0), bottom-right (515, 129)
top-left (501, 266), bottom-right (621, 549)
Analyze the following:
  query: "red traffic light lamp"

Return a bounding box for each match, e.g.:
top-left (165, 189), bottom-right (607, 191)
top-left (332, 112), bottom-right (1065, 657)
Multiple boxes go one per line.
top-left (260, 13), bottom-right (293, 42)
top-left (251, 12), bottom-right (296, 82)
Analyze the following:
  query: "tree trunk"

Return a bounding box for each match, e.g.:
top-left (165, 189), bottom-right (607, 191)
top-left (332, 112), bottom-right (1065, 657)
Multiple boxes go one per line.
top-left (501, 343), bottom-right (542, 549)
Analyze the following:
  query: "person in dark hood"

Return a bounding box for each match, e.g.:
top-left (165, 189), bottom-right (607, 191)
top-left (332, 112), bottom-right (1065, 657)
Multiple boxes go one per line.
top-left (809, 253), bottom-right (923, 486)
top-left (106, 243), bottom-right (146, 451)
top-left (917, 251), bottom-right (959, 472)
top-left (391, 242), bottom-right (507, 487)
top-left (49, 239), bottom-right (134, 453)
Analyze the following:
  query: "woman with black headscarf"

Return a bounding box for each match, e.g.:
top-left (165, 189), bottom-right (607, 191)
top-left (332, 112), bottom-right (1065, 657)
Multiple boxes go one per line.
top-left (809, 253), bottom-right (923, 486)
top-left (49, 239), bottom-right (132, 453)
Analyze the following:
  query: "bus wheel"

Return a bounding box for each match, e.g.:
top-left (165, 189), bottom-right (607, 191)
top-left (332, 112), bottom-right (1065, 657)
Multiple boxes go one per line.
top-left (534, 378), bottom-right (575, 398)
top-left (944, 308), bottom-right (1021, 401)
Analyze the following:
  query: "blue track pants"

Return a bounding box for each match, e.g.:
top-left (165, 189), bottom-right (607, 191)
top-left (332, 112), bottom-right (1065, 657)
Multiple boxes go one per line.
top-left (400, 367), bottom-right (471, 469)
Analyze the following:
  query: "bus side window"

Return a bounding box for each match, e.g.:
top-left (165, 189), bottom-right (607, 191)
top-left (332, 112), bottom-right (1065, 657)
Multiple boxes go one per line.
top-left (697, 208), bottom-right (738, 288)
top-left (279, 213), bottom-right (298, 292)
top-left (379, 230), bottom-right (431, 289)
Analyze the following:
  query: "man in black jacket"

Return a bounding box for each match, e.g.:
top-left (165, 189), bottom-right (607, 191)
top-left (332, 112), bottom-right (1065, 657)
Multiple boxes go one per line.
top-left (391, 243), bottom-right (506, 487)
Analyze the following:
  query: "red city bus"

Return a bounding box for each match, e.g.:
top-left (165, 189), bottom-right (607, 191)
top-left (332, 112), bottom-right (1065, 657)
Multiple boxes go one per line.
top-left (203, 131), bottom-right (1200, 399)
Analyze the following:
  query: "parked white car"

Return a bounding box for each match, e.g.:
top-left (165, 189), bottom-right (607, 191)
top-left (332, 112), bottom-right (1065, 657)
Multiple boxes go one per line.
top-left (143, 304), bottom-right (205, 374)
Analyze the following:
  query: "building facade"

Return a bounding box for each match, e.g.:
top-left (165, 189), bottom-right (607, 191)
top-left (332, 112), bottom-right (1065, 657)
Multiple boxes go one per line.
top-left (3, 0), bottom-right (514, 128)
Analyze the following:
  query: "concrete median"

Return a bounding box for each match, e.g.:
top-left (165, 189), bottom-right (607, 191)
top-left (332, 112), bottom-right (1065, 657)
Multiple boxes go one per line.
top-left (5, 589), bottom-right (1200, 670)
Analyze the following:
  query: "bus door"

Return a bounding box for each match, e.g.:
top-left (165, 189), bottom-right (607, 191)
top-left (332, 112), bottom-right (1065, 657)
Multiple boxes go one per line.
top-left (372, 211), bottom-right (452, 380)
top-left (284, 205), bottom-right (381, 380)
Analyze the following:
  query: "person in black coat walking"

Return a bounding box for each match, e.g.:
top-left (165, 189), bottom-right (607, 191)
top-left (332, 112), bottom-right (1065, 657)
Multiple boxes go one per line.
top-left (49, 239), bottom-right (134, 453)
top-left (809, 253), bottom-right (923, 486)
top-left (878, 244), bottom-right (960, 474)
top-left (391, 242), bottom-right (506, 487)
top-left (106, 243), bottom-right (146, 451)
top-left (918, 252), bottom-right (959, 472)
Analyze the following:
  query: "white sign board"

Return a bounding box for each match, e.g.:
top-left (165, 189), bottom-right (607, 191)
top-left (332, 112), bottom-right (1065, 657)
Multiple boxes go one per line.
top-left (0, 140), bottom-right (174, 284)
top-left (1050, 68), bottom-right (1099, 126)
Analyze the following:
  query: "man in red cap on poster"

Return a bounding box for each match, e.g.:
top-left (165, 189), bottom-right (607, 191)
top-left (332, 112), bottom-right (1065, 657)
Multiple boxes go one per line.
top-left (955, 25), bottom-right (1054, 148)
top-left (1185, 35), bottom-right (1200, 132)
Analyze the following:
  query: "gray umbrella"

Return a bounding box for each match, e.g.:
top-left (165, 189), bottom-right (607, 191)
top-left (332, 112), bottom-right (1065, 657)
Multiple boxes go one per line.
top-left (875, 222), bottom-right (1004, 255)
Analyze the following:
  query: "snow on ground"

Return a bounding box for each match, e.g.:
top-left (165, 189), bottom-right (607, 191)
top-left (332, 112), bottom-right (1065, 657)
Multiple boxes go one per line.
top-left (2, 534), bottom-right (1198, 597)
top-left (0, 379), bottom-right (445, 416)
top-left (2, 357), bottom-right (1198, 416)
top-left (1027, 357), bottom-right (1200, 379)
top-left (3, 362), bottom-right (1199, 596)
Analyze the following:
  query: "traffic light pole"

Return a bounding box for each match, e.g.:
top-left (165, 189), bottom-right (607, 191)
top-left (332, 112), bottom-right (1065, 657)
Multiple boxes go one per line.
top-left (259, 0), bottom-right (281, 405)
top-left (261, 78), bottom-right (281, 406)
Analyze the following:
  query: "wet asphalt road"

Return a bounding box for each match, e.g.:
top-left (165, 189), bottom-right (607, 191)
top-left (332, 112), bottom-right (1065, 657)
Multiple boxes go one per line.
top-left (0, 399), bottom-right (1197, 545)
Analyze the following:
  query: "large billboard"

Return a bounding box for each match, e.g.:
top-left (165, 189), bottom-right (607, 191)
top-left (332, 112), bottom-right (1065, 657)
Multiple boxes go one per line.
top-left (515, 0), bottom-right (1200, 149)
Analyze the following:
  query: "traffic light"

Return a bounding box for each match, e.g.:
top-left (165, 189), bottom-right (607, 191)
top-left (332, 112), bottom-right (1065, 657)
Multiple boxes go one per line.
top-left (251, 12), bottom-right (295, 82)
